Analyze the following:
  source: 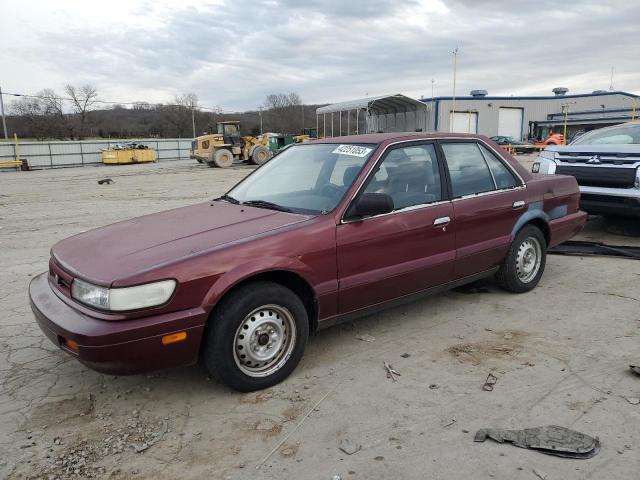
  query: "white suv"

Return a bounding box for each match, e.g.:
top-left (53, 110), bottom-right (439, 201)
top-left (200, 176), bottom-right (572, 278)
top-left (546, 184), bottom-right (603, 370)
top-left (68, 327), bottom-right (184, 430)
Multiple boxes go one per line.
top-left (533, 122), bottom-right (640, 218)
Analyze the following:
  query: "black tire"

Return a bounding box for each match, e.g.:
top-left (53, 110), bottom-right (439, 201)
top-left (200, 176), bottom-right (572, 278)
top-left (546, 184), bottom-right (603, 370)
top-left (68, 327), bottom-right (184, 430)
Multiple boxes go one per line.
top-left (496, 225), bottom-right (547, 293)
top-left (196, 158), bottom-right (203, 164)
top-left (210, 148), bottom-right (234, 168)
top-left (201, 281), bottom-right (309, 392)
top-left (250, 145), bottom-right (270, 165)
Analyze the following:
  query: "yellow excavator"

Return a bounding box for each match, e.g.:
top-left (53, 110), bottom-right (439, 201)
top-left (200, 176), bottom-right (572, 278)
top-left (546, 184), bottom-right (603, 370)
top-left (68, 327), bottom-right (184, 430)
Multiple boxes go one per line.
top-left (190, 121), bottom-right (271, 168)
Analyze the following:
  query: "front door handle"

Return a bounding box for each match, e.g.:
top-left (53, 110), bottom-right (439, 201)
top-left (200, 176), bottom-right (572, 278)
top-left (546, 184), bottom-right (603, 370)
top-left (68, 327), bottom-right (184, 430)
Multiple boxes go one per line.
top-left (512, 200), bottom-right (525, 208)
top-left (433, 216), bottom-right (451, 226)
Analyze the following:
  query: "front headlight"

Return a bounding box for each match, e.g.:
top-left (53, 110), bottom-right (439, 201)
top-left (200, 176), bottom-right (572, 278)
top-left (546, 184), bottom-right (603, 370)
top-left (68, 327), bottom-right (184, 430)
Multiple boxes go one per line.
top-left (71, 278), bottom-right (176, 311)
top-left (538, 149), bottom-right (556, 161)
top-left (533, 149), bottom-right (557, 174)
top-left (71, 278), bottom-right (109, 310)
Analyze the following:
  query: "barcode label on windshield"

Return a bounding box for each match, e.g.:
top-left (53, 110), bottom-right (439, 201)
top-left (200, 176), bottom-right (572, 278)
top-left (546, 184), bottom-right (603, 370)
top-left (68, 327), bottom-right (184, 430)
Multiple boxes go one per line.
top-left (332, 145), bottom-right (373, 157)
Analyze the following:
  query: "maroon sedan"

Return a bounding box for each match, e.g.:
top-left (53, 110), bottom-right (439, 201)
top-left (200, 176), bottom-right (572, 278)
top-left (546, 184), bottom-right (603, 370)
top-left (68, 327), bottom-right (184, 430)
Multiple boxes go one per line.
top-left (30, 133), bottom-right (586, 391)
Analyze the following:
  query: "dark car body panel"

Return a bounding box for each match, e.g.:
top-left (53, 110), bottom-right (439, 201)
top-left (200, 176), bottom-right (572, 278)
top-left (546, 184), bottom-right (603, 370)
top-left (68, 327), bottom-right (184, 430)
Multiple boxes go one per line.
top-left (31, 132), bottom-right (586, 375)
top-left (52, 202), bottom-right (313, 286)
top-left (337, 201), bottom-right (456, 313)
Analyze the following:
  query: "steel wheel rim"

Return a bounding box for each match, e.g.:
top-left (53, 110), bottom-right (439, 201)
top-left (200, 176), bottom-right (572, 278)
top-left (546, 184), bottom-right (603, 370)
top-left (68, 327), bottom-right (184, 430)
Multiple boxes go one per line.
top-left (516, 237), bottom-right (542, 283)
top-left (233, 304), bottom-right (296, 377)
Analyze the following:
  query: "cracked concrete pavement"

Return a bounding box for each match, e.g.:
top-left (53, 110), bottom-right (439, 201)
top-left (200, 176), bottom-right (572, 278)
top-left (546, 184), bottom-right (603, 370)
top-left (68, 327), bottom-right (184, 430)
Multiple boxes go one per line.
top-left (1, 158), bottom-right (639, 479)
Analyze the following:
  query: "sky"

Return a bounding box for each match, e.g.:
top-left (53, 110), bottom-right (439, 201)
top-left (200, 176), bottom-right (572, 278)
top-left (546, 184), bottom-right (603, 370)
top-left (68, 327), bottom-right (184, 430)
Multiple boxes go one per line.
top-left (1, 0), bottom-right (639, 112)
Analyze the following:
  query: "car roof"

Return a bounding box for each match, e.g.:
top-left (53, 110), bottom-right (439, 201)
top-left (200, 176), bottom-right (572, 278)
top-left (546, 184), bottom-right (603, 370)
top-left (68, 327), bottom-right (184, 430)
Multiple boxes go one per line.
top-left (308, 132), bottom-right (487, 144)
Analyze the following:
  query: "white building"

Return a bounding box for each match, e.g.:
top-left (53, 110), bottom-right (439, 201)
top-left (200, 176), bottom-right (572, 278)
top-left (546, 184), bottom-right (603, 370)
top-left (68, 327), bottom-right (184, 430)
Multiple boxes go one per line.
top-left (316, 89), bottom-right (639, 142)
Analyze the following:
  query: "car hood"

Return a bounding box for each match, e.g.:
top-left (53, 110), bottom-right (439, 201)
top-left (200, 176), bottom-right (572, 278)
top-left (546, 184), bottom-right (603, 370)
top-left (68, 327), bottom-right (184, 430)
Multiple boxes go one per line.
top-left (546, 144), bottom-right (640, 154)
top-left (52, 201), bottom-right (312, 285)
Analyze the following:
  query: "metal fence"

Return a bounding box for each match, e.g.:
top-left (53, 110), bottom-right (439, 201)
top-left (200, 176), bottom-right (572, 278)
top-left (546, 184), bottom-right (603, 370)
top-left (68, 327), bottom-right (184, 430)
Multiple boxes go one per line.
top-left (0, 138), bottom-right (193, 169)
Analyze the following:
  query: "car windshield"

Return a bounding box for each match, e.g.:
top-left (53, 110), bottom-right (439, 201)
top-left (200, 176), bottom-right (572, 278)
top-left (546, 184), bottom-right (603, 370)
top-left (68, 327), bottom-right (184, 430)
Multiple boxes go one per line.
top-left (224, 143), bottom-right (376, 214)
top-left (571, 124), bottom-right (640, 145)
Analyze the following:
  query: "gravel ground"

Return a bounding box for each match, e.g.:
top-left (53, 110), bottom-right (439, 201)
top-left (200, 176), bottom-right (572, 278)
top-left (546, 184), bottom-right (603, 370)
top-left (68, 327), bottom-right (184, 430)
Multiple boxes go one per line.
top-left (1, 158), bottom-right (639, 480)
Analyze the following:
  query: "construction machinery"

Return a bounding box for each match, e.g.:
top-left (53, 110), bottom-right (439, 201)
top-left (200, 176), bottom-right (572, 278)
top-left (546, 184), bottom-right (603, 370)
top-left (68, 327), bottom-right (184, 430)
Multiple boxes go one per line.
top-left (292, 127), bottom-right (319, 144)
top-left (190, 121), bottom-right (271, 168)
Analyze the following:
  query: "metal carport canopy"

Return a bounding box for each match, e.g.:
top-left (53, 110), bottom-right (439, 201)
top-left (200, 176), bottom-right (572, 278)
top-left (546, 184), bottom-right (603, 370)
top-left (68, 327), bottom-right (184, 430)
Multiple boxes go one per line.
top-left (316, 93), bottom-right (424, 115)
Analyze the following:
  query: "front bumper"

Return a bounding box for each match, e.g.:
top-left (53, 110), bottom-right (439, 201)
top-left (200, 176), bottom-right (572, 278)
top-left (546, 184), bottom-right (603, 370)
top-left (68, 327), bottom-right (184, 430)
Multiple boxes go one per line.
top-left (29, 273), bottom-right (207, 375)
top-left (578, 186), bottom-right (640, 218)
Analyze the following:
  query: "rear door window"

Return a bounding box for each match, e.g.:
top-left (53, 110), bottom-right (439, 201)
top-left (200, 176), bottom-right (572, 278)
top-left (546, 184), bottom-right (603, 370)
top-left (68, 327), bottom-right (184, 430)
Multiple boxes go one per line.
top-left (441, 143), bottom-right (496, 197)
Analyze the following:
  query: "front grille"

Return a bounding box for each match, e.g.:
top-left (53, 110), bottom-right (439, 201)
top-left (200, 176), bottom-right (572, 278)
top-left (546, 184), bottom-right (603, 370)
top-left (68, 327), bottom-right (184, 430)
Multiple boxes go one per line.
top-left (556, 165), bottom-right (637, 188)
top-left (556, 152), bottom-right (640, 165)
top-left (49, 258), bottom-right (74, 297)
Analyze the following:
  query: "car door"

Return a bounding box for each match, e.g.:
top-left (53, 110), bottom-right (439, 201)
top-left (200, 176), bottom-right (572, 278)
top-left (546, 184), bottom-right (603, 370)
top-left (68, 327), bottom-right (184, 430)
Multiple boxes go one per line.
top-left (439, 140), bottom-right (526, 279)
top-left (336, 142), bottom-right (456, 314)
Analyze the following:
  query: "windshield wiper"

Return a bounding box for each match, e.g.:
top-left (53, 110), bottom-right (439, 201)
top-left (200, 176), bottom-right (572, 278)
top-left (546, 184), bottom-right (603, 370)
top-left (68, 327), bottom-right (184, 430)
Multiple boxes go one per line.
top-left (242, 200), bottom-right (293, 213)
top-left (214, 194), bottom-right (240, 204)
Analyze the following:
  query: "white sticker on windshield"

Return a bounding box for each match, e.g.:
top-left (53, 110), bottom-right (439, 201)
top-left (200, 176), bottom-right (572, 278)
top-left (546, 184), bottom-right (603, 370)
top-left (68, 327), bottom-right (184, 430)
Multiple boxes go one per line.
top-left (332, 145), bottom-right (373, 157)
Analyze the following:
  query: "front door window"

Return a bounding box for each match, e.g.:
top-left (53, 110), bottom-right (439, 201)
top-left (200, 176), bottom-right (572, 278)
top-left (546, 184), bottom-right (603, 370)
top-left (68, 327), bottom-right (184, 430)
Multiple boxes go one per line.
top-left (361, 144), bottom-right (442, 210)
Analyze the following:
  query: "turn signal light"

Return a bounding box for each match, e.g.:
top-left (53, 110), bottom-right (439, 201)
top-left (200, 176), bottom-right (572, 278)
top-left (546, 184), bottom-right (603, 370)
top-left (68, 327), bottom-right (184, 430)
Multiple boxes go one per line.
top-left (62, 338), bottom-right (79, 353)
top-left (162, 331), bottom-right (187, 345)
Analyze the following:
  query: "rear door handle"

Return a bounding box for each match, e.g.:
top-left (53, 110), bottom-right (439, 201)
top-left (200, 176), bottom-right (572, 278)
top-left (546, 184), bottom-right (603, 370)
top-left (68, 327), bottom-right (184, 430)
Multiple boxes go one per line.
top-left (433, 216), bottom-right (451, 226)
top-left (512, 200), bottom-right (525, 208)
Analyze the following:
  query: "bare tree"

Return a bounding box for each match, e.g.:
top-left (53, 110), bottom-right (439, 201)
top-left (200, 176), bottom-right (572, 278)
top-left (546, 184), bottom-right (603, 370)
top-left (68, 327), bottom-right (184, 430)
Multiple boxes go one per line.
top-left (40, 89), bottom-right (70, 138)
top-left (11, 96), bottom-right (48, 139)
top-left (10, 89), bottom-right (70, 139)
top-left (174, 93), bottom-right (198, 109)
top-left (65, 84), bottom-right (98, 138)
top-left (263, 92), bottom-right (302, 133)
top-left (160, 93), bottom-right (199, 137)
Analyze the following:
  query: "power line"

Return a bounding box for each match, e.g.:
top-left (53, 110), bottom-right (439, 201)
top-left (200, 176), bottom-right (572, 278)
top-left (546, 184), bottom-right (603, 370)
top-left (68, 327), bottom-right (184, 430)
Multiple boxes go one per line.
top-left (0, 90), bottom-right (228, 113)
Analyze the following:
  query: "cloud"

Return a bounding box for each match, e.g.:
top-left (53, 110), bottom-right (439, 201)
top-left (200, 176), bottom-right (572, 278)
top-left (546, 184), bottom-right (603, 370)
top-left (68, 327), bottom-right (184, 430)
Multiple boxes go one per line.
top-left (3, 0), bottom-right (639, 111)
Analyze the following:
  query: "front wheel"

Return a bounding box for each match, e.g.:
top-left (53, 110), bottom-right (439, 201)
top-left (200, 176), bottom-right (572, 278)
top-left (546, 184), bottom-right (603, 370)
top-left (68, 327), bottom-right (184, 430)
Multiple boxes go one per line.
top-left (496, 225), bottom-right (546, 293)
top-left (250, 145), bottom-right (270, 165)
top-left (209, 148), bottom-right (234, 168)
top-left (201, 281), bottom-right (309, 391)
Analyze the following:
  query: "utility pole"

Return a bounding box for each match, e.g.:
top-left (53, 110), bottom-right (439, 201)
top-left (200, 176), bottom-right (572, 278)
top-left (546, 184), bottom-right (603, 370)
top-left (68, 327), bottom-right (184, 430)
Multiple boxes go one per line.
top-left (561, 101), bottom-right (576, 144)
top-left (0, 86), bottom-right (8, 139)
top-left (562, 104), bottom-right (569, 144)
top-left (609, 66), bottom-right (615, 91)
top-left (191, 101), bottom-right (196, 138)
top-left (450, 47), bottom-right (459, 132)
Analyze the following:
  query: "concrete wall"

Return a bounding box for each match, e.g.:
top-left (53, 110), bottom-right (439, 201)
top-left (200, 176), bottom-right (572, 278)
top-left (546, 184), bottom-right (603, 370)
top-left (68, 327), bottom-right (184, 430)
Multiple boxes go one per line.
top-left (0, 138), bottom-right (193, 169)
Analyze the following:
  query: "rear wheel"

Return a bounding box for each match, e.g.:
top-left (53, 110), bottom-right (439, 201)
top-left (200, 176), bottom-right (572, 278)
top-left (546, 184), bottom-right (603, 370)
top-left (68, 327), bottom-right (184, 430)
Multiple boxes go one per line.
top-left (250, 145), bottom-right (270, 165)
top-left (201, 281), bottom-right (309, 391)
top-left (496, 225), bottom-right (546, 293)
top-left (209, 148), bottom-right (234, 168)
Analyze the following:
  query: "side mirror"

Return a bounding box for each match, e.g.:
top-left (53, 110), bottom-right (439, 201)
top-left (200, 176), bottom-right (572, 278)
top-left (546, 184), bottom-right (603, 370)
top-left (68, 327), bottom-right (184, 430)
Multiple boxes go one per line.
top-left (346, 193), bottom-right (394, 220)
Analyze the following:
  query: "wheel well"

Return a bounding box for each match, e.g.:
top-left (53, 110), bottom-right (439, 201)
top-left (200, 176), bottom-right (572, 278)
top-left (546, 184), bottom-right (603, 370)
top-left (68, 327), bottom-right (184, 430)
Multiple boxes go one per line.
top-left (523, 218), bottom-right (550, 246)
top-left (214, 271), bottom-right (318, 333)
